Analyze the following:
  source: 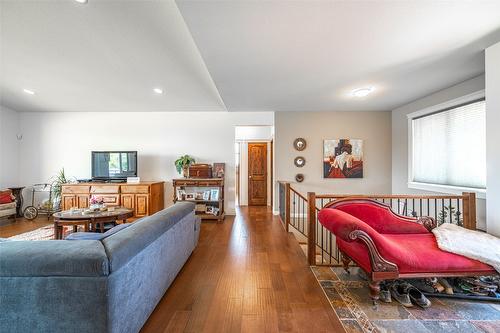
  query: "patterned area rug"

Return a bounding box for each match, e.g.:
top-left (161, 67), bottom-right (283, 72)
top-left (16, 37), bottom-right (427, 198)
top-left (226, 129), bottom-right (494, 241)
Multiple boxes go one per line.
top-left (8, 225), bottom-right (77, 240)
top-left (311, 266), bottom-right (500, 333)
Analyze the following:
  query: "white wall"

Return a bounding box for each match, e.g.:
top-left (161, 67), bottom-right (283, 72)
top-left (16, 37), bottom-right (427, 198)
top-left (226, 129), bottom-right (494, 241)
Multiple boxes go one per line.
top-left (274, 111), bottom-right (392, 211)
top-left (0, 106), bottom-right (20, 189)
top-left (486, 42), bottom-right (500, 236)
top-left (391, 75), bottom-right (487, 230)
top-left (16, 111), bottom-right (274, 214)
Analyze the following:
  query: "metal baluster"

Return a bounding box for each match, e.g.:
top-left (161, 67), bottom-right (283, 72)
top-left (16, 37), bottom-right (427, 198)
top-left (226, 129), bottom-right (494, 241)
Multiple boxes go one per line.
top-left (449, 198), bottom-right (452, 224)
top-left (442, 199), bottom-right (445, 225)
top-left (435, 199), bottom-right (437, 222)
top-left (329, 231), bottom-right (333, 264)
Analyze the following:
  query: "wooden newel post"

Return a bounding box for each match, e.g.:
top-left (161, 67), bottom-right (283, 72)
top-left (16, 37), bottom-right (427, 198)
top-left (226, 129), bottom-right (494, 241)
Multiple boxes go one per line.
top-left (462, 192), bottom-right (476, 230)
top-left (284, 183), bottom-right (290, 232)
top-left (307, 192), bottom-right (317, 266)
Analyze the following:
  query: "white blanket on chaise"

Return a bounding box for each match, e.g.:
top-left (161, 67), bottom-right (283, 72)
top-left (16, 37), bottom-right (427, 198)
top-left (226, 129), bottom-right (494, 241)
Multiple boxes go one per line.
top-left (432, 223), bottom-right (500, 273)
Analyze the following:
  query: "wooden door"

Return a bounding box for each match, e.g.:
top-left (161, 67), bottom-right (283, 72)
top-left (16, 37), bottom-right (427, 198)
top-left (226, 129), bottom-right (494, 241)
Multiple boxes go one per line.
top-left (121, 194), bottom-right (135, 211)
top-left (135, 194), bottom-right (149, 217)
top-left (248, 143), bottom-right (267, 206)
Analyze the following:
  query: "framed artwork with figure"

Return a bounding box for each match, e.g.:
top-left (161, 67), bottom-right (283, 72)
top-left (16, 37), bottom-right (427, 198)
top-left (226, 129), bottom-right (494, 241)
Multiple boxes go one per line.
top-left (323, 139), bottom-right (363, 178)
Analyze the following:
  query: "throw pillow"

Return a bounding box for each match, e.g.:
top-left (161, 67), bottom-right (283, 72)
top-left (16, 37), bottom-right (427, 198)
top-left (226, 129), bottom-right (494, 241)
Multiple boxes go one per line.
top-left (0, 193), bottom-right (13, 204)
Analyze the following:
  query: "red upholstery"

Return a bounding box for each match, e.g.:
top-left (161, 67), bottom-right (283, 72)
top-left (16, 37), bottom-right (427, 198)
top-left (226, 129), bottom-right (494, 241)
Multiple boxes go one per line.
top-left (330, 201), bottom-right (430, 234)
top-left (0, 192), bottom-right (13, 204)
top-left (318, 206), bottom-right (495, 274)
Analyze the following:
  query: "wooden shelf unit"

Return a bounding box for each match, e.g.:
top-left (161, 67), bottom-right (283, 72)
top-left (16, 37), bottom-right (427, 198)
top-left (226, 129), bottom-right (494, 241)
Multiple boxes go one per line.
top-left (173, 178), bottom-right (225, 222)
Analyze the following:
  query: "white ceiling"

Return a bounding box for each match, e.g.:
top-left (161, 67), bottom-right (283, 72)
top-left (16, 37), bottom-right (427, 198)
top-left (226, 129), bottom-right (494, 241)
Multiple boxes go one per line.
top-left (1, 1), bottom-right (500, 113)
top-left (177, 0), bottom-right (500, 111)
top-left (0, 0), bottom-right (225, 112)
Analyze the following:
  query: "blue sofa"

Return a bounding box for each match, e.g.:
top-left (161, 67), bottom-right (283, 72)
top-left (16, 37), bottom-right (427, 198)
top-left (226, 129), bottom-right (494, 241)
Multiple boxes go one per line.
top-left (0, 202), bottom-right (200, 333)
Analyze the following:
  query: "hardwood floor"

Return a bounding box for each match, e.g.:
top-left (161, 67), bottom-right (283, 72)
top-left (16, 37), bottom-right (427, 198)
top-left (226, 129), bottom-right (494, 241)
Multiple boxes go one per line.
top-left (141, 206), bottom-right (344, 333)
top-left (0, 216), bottom-right (51, 238)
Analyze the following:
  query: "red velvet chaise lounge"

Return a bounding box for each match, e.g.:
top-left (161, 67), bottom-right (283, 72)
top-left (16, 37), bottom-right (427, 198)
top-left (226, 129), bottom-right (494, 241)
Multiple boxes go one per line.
top-left (318, 199), bottom-right (497, 302)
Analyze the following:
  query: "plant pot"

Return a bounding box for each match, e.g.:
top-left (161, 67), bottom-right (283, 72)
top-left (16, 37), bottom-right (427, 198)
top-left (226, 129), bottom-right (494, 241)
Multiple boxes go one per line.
top-left (182, 166), bottom-right (189, 178)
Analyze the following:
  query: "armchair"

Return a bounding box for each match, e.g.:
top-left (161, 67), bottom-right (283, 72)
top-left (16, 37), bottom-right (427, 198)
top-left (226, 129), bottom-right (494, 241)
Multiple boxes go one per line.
top-left (318, 199), bottom-right (496, 303)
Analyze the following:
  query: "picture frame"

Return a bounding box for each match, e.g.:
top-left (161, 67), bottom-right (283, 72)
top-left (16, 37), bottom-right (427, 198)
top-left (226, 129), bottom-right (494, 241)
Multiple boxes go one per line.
top-left (203, 190), bottom-right (211, 201)
top-left (213, 163), bottom-right (225, 178)
top-left (323, 139), bottom-right (363, 178)
top-left (176, 189), bottom-right (186, 200)
top-left (210, 188), bottom-right (219, 201)
top-left (185, 193), bottom-right (196, 201)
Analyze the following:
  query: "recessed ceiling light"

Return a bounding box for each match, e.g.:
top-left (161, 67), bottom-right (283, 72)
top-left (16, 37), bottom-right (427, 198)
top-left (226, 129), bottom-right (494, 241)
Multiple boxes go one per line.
top-left (75, 0), bottom-right (88, 4)
top-left (23, 88), bottom-right (35, 95)
top-left (351, 87), bottom-right (374, 98)
top-left (153, 88), bottom-right (164, 94)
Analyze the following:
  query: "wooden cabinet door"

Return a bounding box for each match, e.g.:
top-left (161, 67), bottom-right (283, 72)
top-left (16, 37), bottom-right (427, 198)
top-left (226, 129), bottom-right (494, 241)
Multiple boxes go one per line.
top-left (135, 194), bottom-right (149, 217)
top-left (76, 195), bottom-right (89, 208)
top-left (121, 194), bottom-right (135, 211)
top-left (248, 142), bottom-right (268, 206)
top-left (62, 195), bottom-right (76, 210)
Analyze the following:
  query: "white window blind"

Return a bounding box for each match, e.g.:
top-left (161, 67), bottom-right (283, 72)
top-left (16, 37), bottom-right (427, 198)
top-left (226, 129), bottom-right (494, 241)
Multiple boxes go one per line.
top-left (411, 99), bottom-right (486, 189)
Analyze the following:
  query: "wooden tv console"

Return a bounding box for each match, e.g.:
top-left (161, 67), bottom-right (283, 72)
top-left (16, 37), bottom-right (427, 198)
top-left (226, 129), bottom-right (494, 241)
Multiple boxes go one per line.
top-left (61, 181), bottom-right (164, 218)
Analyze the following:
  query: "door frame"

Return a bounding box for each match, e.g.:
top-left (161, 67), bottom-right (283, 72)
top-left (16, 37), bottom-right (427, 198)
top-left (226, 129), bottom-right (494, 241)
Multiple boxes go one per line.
top-left (247, 141), bottom-right (269, 206)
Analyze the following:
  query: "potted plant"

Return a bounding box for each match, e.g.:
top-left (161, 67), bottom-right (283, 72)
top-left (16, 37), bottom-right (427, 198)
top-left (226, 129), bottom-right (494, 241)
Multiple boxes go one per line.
top-left (51, 168), bottom-right (70, 210)
top-left (175, 155), bottom-right (195, 178)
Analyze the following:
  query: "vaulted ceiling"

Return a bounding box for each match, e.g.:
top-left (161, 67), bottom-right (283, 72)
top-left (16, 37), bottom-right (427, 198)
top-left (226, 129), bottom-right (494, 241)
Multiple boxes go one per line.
top-left (1, 0), bottom-right (500, 112)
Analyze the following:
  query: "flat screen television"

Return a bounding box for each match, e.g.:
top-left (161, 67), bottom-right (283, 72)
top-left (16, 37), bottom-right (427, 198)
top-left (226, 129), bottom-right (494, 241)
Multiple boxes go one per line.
top-left (91, 151), bottom-right (137, 181)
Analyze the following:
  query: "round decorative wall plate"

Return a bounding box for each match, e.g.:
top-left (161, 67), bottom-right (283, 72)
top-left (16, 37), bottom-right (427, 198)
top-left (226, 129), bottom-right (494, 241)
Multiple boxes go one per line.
top-left (294, 156), bottom-right (306, 167)
top-left (293, 138), bottom-right (307, 151)
top-left (295, 174), bottom-right (304, 182)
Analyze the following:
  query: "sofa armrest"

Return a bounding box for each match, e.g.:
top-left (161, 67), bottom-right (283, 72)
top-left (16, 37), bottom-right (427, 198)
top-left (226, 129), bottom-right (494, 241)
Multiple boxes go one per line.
top-left (318, 208), bottom-right (399, 273)
top-left (348, 230), bottom-right (398, 273)
top-left (0, 240), bottom-right (109, 277)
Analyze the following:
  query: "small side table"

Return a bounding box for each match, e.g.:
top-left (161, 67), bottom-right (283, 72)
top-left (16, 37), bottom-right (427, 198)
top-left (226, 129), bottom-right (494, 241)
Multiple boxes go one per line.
top-left (8, 186), bottom-right (25, 218)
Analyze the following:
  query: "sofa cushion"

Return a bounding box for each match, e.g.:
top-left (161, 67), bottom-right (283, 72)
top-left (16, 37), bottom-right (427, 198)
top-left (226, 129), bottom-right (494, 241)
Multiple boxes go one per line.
top-left (0, 201), bottom-right (16, 210)
top-left (65, 223), bottom-right (132, 241)
top-left (0, 240), bottom-right (109, 277)
top-left (102, 202), bottom-right (195, 272)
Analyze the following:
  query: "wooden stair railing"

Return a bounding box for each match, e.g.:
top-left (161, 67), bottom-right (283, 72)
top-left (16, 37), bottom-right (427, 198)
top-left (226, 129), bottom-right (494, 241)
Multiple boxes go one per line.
top-left (277, 182), bottom-right (478, 266)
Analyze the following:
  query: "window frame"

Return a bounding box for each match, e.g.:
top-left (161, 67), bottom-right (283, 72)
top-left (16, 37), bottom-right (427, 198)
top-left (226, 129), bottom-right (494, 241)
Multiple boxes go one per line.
top-left (407, 90), bottom-right (486, 199)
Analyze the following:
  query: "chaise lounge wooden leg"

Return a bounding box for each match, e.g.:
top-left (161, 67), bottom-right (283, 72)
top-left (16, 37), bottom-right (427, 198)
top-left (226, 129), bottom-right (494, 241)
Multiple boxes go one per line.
top-left (341, 252), bottom-right (352, 274)
top-left (369, 279), bottom-right (381, 306)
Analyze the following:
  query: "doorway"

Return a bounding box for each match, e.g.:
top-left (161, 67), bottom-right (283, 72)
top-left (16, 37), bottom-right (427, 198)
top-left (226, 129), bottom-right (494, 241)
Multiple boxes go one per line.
top-left (234, 126), bottom-right (273, 207)
top-left (248, 142), bottom-right (267, 206)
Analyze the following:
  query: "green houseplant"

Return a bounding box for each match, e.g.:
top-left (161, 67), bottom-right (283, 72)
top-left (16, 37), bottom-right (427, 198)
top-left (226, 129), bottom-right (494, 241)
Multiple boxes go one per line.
top-left (51, 168), bottom-right (70, 210)
top-left (175, 155), bottom-right (195, 178)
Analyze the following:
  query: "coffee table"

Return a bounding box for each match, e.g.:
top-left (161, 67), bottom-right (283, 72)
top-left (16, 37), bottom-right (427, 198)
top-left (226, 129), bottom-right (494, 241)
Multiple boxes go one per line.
top-left (52, 207), bottom-right (134, 240)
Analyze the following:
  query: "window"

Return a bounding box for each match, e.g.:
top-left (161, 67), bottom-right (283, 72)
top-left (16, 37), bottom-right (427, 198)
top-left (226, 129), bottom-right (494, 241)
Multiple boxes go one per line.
top-left (408, 92), bottom-right (486, 195)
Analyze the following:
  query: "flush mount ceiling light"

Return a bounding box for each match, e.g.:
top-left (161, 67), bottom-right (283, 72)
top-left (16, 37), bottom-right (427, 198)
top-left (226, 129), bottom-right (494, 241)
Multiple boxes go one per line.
top-left (74, 0), bottom-right (88, 3)
top-left (351, 87), bottom-right (374, 98)
top-left (23, 88), bottom-right (35, 95)
top-left (153, 88), bottom-right (164, 94)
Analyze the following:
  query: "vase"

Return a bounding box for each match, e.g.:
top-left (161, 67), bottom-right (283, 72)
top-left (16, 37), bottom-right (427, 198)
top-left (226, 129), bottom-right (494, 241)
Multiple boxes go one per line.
top-left (183, 166), bottom-right (189, 178)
